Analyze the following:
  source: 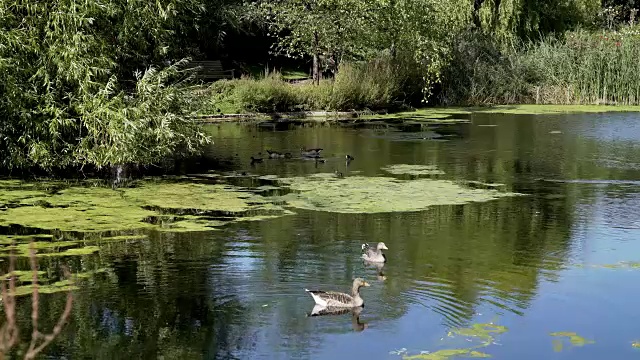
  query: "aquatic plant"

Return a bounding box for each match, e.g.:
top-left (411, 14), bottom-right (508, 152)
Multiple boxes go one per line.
top-left (403, 322), bottom-right (507, 359)
top-left (270, 173), bottom-right (521, 214)
top-left (550, 331), bottom-right (595, 352)
top-left (381, 164), bottom-right (446, 176)
top-left (0, 180), bottom-right (290, 233)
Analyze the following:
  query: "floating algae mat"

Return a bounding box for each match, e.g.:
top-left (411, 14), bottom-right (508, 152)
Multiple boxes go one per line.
top-left (402, 322), bottom-right (507, 359)
top-left (0, 180), bottom-right (289, 233)
top-left (269, 173), bottom-right (521, 214)
top-left (381, 164), bottom-right (446, 176)
top-left (550, 331), bottom-right (595, 352)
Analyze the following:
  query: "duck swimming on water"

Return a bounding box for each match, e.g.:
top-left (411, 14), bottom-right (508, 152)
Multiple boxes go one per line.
top-left (305, 278), bottom-right (370, 307)
top-left (250, 156), bottom-right (263, 164)
top-left (301, 147), bottom-right (323, 158)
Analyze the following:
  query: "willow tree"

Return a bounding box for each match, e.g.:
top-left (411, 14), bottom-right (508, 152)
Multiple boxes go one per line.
top-left (0, 0), bottom-right (213, 173)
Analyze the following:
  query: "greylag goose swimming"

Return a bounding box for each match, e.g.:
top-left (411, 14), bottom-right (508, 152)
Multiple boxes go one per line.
top-left (305, 278), bottom-right (370, 307)
top-left (361, 242), bottom-right (388, 263)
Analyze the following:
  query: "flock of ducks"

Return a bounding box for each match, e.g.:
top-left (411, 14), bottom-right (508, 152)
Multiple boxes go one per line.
top-left (304, 242), bottom-right (389, 311)
top-left (250, 147), bottom-right (354, 176)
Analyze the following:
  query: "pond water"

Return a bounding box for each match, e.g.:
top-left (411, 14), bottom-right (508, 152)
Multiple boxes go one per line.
top-left (2, 111), bottom-right (640, 359)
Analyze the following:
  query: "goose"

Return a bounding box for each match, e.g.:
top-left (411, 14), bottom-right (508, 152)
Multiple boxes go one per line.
top-left (345, 154), bottom-right (355, 162)
top-left (361, 242), bottom-right (388, 263)
top-left (305, 278), bottom-right (370, 307)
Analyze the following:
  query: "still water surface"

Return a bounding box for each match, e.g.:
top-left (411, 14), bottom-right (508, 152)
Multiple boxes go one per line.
top-left (7, 112), bottom-right (640, 359)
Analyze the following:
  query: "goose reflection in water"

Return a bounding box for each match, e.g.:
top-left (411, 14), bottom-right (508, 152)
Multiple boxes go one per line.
top-left (363, 259), bottom-right (387, 281)
top-left (307, 305), bottom-right (368, 332)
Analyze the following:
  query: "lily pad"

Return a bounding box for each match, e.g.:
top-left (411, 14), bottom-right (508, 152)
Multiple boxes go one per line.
top-left (270, 174), bottom-right (521, 214)
top-left (381, 164), bottom-right (446, 176)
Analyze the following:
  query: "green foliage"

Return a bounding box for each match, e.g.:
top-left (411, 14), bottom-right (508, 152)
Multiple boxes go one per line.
top-left (439, 26), bottom-right (640, 106)
top-left (199, 55), bottom-right (422, 112)
top-left (0, 0), bottom-right (212, 171)
top-left (254, 0), bottom-right (376, 61)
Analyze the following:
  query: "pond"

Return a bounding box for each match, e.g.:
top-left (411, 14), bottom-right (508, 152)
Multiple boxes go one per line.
top-left (2, 110), bottom-right (640, 359)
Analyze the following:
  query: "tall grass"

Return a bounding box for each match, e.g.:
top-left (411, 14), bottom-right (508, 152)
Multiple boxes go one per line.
top-left (199, 54), bottom-right (423, 113)
top-left (439, 26), bottom-right (640, 106)
top-left (527, 28), bottom-right (640, 105)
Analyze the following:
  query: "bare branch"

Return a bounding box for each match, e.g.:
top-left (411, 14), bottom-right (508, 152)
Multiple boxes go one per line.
top-left (26, 267), bottom-right (74, 358)
top-left (0, 243), bottom-right (19, 357)
top-left (26, 244), bottom-right (41, 358)
top-left (23, 244), bottom-right (74, 360)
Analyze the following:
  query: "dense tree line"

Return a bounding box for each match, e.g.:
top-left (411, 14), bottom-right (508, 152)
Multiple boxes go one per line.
top-left (0, 0), bottom-right (636, 174)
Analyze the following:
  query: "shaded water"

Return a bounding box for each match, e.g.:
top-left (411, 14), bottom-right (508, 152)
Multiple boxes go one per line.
top-left (3, 111), bottom-right (640, 359)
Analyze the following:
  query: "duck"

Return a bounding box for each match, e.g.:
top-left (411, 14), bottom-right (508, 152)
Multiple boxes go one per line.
top-left (250, 156), bottom-right (263, 165)
top-left (301, 147), bottom-right (323, 158)
top-left (361, 242), bottom-right (388, 263)
top-left (266, 150), bottom-right (292, 159)
top-left (305, 278), bottom-right (370, 307)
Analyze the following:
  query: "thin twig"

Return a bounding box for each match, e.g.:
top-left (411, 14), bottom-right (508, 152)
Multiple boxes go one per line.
top-left (25, 267), bottom-right (73, 358)
top-left (0, 243), bottom-right (19, 357)
top-left (26, 244), bottom-right (40, 358)
top-left (23, 243), bottom-right (75, 360)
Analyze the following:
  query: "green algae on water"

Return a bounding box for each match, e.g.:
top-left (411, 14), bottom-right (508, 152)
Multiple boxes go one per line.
top-left (403, 322), bottom-right (506, 359)
top-left (448, 323), bottom-right (508, 345)
top-left (270, 173), bottom-right (521, 214)
top-left (550, 332), bottom-right (595, 352)
top-left (0, 180), bottom-right (289, 233)
top-left (381, 164), bottom-right (446, 176)
top-left (404, 349), bottom-right (491, 360)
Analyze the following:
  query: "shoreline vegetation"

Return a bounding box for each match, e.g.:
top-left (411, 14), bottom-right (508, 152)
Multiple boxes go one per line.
top-left (192, 104), bottom-right (640, 123)
top-left (2, 0), bottom-right (640, 176)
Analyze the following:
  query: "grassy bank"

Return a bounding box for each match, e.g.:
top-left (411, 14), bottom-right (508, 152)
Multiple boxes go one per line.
top-left (197, 26), bottom-right (640, 115)
top-left (197, 54), bottom-right (423, 114)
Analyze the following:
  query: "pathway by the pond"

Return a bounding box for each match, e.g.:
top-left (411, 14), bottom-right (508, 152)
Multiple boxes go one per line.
top-left (2, 109), bottom-right (640, 359)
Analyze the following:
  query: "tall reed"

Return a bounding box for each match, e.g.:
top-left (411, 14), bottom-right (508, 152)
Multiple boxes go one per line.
top-left (440, 26), bottom-right (640, 106)
top-left (527, 28), bottom-right (640, 105)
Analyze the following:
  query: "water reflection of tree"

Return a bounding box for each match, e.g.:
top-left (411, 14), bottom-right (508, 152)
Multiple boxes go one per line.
top-left (37, 231), bottom-right (256, 359)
